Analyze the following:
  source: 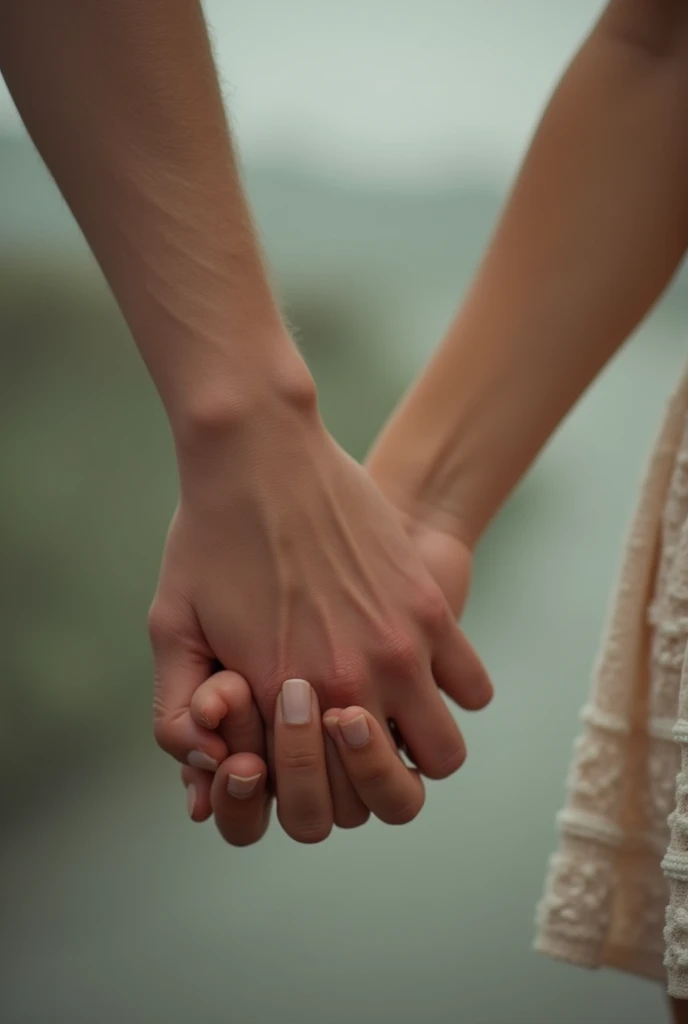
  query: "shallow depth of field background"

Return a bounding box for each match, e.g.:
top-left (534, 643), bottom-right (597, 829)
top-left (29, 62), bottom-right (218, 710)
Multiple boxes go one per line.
top-left (0, 2), bottom-right (683, 1022)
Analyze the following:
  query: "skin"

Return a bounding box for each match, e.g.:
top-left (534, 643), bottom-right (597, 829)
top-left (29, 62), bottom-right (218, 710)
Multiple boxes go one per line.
top-left (182, 0), bottom-right (688, 1015)
top-left (372, 5), bottom-right (688, 1021)
top-left (181, 673), bottom-right (426, 846)
top-left (369, 0), bottom-right (688, 550)
top-left (0, 0), bottom-right (492, 835)
top-left (3, 0), bottom-right (687, 1014)
top-left (199, 0), bottom-right (688, 834)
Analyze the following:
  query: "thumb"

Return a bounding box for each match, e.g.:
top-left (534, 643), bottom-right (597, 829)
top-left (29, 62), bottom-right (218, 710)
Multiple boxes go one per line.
top-left (148, 598), bottom-right (229, 770)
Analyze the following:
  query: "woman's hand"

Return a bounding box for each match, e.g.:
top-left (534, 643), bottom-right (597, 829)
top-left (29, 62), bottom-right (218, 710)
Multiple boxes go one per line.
top-left (150, 401), bottom-right (492, 802)
top-left (182, 674), bottom-right (425, 846)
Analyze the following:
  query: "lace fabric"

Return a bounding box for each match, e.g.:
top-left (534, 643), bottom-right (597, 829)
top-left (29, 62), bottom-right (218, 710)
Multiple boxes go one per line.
top-left (535, 368), bottom-right (688, 997)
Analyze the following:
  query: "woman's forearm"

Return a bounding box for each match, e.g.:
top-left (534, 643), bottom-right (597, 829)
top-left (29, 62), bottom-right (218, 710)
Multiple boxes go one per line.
top-left (368, 1), bottom-right (688, 549)
top-left (0, 0), bottom-right (313, 443)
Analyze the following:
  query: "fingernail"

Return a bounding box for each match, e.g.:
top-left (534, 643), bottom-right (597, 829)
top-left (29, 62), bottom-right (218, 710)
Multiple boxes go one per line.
top-left (323, 714), bottom-right (340, 733)
top-left (186, 783), bottom-right (197, 819)
top-left (187, 750), bottom-right (219, 771)
top-left (281, 678), bottom-right (312, 725)
top-left (227, 773), bottom-right (262, 799)
top-left (339, 714), bottom-right (370, 748)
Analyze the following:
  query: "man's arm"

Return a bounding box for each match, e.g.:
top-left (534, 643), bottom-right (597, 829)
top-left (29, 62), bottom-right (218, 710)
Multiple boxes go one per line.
top-left (368, 0), bottom-right (688, 549)
top-left (0, 0), bottom-right (492, 840)
top-left (0, 0), bottom-right (313, 440)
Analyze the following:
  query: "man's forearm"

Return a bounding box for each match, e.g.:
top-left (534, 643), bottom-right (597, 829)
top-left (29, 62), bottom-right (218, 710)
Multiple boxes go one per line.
top-left (368, 1), bottom-right (688, 549)
top-left (0, 0), bottom-right (313, 442)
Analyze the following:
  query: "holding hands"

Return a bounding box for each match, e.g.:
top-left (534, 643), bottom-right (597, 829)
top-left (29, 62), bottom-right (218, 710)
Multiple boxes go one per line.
top-left (150, 407), bottom-right (492, 846)
top-left (181, 673), bottom-right (431, 846)
top-left (13, 0), bottom-right (670, 853)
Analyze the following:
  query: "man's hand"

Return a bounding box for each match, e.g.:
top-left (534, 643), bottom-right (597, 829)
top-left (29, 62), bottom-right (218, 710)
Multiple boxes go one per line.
top-left (149, 403), bottom-right (492, 843)
top-left (175, 442), bottom-right (490, 847)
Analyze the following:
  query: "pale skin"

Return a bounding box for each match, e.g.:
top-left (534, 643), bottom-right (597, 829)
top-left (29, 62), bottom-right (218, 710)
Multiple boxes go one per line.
top-left (0, 0), bottom-right (493, 842)
top-left (3, 0), bottom-right (688, 1017)
top-left (184, 0), bottom-right (688, 1017)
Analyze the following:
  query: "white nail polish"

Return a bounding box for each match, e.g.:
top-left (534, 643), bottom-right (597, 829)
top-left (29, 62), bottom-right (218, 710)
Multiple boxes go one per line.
top-left (188, 750), bottom-right (218, 771)
top-left (281, 678), bottom-right (312, 725)
top-left (227, 773), bottom-right (261, 799)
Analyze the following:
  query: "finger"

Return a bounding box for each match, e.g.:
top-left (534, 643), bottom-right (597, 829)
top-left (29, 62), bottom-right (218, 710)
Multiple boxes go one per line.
top-left (322, 716), bottom-right (370, 829)
top-left (181, 764), bottom-right (213, 823)
top-left (210, 752), bottom-right (271, 848)
top-left (190, 670), bottom-right (266, 760)
top-left (433, 620), bottom-right (494, 711)
top-left (184, 673), bottom-right (273, 843)
top-left (388, 718), bottom-right (417, 768)
top-left (323, 707), bottom-right (425, 826)
top-left (274, 678), bottom-right (333, 844)
top-left (150, 609), bottom-right (229, 770)
top-left (390, 681), bottom-right (466, 779)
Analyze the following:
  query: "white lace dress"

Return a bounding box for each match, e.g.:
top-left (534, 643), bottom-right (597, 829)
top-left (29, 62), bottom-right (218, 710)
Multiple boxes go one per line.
top-left (535, 368), bottom-right (688, 998)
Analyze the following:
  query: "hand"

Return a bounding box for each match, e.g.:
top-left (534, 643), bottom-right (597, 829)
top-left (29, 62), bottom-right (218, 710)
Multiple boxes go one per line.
top-left (182, 674), bottom-right (425, 846)
top-left (150, 403), bottom-right (491, 816)
top-left (179, 479), bottom-right (487, 847)
top-left (389, 507), bottom-right (473, 622)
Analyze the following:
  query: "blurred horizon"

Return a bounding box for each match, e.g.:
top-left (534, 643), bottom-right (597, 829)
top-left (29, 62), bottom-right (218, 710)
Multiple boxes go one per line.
top-left (0, 1), bottom-right (603, 178)
top-left (1, 3), bottom-right (682, 1022)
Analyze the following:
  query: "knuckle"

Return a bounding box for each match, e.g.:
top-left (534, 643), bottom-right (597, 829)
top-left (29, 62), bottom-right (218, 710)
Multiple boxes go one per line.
top-left (218, 672), bottom-right (253, 718)
top-left (360, 762), bottom-right (393, 789)
top-left (376, 630), bottom-right (421, 678)
top-left (259, 677), bottom-right (282, 719)
top-left (152, 698), bottom-right (186, 756)
top-left (326, 660), bottom-right (367, 709)
top-left (281, 747), bottom-right (321, 774)
top-left (414, 583), bottom-right (449, 635)
top-left (148, 595), bottom-right (195, 653)
top-left (147, 601), bottom-right (171, 649)
top-left (189, 691), bottom-right (214, 728)
top-left (152, 714), bottom-right (176, 754)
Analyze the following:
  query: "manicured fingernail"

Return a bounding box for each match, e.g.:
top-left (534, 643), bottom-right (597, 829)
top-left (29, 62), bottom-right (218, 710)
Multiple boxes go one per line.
top-left (227, 773), bottom-right (262, 799)
top-left (187, 750), bottom-right (219, 771)
top-left (281, 678), bottom-right (312, 725)
top-left (339, 714), bottom-right (370, 748)
top-left (186, 783), bottom-right (197, 819)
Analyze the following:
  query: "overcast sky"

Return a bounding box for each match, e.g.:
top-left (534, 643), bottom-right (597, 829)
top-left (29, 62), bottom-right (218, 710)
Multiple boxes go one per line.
top-left (0, 0), bottom-right (604, 182)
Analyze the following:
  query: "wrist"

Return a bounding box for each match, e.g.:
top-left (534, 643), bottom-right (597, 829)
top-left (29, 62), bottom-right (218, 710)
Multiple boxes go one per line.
top-left (366, 440), bottom-right (482, 554)
top-left (365, 447), bottom-right (476, 616)
top-left (170, 336), bottom-right (319, 458)
top-left (171, 340), bottom-right (328, 500)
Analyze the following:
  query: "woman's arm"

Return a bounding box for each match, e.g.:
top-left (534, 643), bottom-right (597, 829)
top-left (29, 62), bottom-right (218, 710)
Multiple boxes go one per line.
top-left (368, 0), bottom-right (688, 549)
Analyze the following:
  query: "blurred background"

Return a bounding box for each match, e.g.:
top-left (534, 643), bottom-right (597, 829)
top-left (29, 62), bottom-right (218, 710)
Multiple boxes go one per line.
top-left (1, 1), bottom-right (686, 1021)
